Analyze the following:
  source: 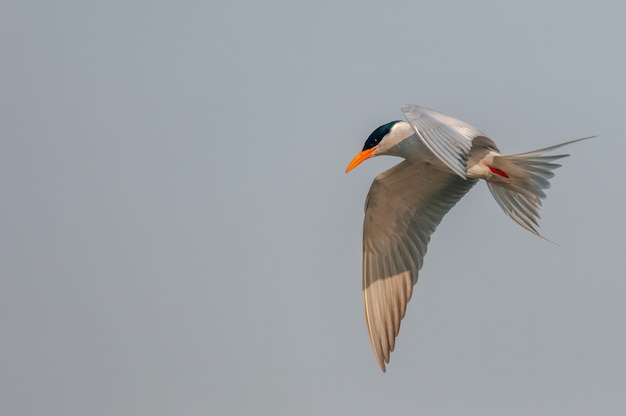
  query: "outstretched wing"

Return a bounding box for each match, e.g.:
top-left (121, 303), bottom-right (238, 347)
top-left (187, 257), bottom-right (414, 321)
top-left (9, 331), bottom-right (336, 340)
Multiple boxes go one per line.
top-left (362, 160), bottom-right (477, 371)
top-left (401, 104), bottom-right (485, 178)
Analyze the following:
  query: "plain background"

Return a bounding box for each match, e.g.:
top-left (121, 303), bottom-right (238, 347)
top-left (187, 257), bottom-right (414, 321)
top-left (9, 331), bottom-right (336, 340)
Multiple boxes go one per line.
top-left (2, 1), bottom-right (625, 415)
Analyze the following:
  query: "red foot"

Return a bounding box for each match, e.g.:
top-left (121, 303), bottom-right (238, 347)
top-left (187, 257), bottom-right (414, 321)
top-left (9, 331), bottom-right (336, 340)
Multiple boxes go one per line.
top-left (488, 165), bottom-right (510, 178)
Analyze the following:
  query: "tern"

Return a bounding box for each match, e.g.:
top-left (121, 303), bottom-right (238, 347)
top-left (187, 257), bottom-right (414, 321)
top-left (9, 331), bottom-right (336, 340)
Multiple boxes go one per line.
top-left (346, 104), bottom-right (593, 372)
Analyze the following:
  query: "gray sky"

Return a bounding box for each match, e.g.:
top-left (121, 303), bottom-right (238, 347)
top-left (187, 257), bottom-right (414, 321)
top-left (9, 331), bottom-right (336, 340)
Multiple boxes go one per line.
top-left (1, 1), bottom-right (625, 415)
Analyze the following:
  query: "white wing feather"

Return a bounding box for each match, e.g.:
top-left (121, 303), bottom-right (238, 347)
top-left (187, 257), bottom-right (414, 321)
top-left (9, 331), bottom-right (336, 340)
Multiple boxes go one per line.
top-left (401, 104), bottom-right (485, 178)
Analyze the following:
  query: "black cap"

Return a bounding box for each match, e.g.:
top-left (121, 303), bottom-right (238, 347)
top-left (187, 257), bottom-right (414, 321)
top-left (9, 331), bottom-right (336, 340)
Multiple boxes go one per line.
top-left (363, 121), bottom-right (402, 150)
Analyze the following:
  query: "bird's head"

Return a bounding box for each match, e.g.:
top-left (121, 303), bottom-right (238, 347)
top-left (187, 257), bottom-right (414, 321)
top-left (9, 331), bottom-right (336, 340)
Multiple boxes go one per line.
top-left (345, 120), bottom-right (413, 173)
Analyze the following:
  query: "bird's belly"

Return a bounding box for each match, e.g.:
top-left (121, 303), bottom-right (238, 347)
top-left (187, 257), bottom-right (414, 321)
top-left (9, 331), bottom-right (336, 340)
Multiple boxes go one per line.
top-left (467, 150), bottom-right (497, 177)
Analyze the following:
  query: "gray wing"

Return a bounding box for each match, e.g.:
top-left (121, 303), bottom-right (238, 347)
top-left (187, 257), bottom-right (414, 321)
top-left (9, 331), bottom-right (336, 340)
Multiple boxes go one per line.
top-left (401, 104), bottom-right (486, 178)
top-left (362, 160), bottom-right (477, 371)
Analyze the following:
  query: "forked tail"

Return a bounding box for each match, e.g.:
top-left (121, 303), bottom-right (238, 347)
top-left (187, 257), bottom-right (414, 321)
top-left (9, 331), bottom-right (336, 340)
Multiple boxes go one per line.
top-left (486, 136), bottom-right (595, 238)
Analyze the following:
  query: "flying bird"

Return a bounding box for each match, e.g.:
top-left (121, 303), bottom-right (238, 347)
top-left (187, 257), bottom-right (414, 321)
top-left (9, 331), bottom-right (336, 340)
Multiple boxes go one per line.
top-left (345, 104), bottom-right (593, 372)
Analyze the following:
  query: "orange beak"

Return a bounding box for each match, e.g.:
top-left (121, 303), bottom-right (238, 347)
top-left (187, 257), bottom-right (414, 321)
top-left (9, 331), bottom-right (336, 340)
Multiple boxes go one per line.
top-left (345, 147), bottom-right (376, 173)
